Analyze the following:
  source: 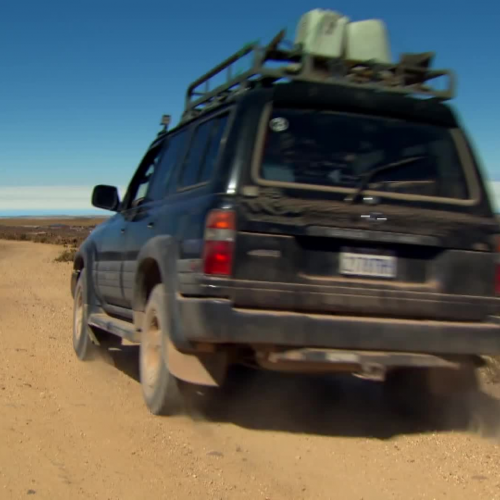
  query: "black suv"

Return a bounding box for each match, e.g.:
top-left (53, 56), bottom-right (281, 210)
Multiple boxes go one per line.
top-left (72, 36), bottom-right (500, 416)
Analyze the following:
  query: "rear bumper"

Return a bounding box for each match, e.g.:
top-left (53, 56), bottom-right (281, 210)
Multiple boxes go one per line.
top-left (178, 297), bottom-right (500, 355)
top-left (180, 275), bottom-right (500, 322)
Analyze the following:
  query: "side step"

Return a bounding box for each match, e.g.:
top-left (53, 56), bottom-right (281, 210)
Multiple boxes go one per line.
top-left (88, 313), bottom-right (140, 343)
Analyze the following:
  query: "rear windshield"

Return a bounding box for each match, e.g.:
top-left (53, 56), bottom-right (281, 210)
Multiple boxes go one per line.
top-left (258, 109), bottom-right (470, 201)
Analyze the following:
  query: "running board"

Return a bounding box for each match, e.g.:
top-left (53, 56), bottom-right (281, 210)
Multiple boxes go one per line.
top-left (88, 313), bottom-right (140, 343)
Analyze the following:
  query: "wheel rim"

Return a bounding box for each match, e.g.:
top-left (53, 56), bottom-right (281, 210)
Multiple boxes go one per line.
top-left (141, 313), bottom-right (162, 397)
top-left (73, 286), bottom-right (84, 346)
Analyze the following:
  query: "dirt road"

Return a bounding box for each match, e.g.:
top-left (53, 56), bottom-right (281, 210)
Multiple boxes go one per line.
top-left (2, 240), bottom-right (500, 499)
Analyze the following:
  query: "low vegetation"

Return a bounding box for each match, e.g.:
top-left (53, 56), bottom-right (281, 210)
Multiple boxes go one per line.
top-left (54, 247), bottom-right (78, 263)
top-left (0, 217), bottom-right (106, 263)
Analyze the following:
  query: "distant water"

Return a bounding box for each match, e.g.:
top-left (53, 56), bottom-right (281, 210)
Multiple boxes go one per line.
top-left (0, 210), bottom-right (108, 218)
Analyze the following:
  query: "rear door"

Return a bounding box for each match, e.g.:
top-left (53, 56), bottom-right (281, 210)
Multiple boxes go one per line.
top-left (118, 141), bottom-right (167, 309)
top-left (121, 127), bottom-right (190, 308)
top-left (164, 111), bottom-right (231, 262)
top-left (232, 107), bottom-right (498, 319)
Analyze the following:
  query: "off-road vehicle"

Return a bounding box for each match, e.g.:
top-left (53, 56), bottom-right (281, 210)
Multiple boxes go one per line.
top-left (72, 11), bottom-right (500, 416)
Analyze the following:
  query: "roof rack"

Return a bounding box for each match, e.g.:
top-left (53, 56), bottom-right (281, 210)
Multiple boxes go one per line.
top-left (181, 30), bottom-right (456, 123)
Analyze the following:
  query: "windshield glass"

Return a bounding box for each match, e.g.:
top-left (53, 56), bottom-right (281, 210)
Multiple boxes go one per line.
top-left (258, 109), bottom-right (470, 200)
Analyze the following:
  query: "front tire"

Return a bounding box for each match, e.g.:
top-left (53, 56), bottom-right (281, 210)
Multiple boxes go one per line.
top-left (72, 273), bottom-right (97, 361)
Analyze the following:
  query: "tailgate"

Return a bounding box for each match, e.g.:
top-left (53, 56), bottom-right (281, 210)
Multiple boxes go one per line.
top-left (229, 106), bottom-right (499, 320)
top-left (231, 192), bottom-right (499, 321)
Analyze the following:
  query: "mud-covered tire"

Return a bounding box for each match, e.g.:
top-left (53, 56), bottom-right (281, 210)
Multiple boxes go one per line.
top-left (384, 366), bottom-right (479, 422)
top-left (139, 284), bottom-right (182, 416)
top-left (72, 273), bottom-right (97, 361)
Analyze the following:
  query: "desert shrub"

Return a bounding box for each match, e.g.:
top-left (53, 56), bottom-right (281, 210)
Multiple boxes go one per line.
top-left (54, 247), bottom-right (77, 263)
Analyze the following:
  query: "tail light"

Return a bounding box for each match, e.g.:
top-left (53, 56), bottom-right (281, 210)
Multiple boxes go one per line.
top-left (203, 210), bottom-right (236, 276)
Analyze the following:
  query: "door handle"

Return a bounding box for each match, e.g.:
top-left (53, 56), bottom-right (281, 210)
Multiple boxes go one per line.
top-left (120, 228), bottom-right (126, 234)
top-left (147, 222), bottom-right (154, 229)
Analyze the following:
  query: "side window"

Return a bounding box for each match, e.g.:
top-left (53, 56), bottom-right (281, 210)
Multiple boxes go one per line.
top-left (148, 129), bottom-right (189, 200)
top-left (134, 164), bottom-right (155, 202)
top-left (179, 120), bottom-right (213, 189)
top-left (127, 146), bottom-right (164, 208)
top-left (199, 114), bottom-right (229, 183)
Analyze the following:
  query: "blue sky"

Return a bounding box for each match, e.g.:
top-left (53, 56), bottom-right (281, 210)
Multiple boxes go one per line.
top-left (1, 0), bottom-right (499, 214)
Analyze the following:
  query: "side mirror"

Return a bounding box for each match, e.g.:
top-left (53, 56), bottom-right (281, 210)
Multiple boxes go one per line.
top-left (92, 185), bottom-right (120, 212)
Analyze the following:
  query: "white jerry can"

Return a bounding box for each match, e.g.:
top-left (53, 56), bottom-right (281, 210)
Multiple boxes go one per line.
top-left (295, 9), bottom-right (392, 65)
top-left (294, 9), bottom-right (350, 58)
top-left (346, 19), bottom-right (392, 64)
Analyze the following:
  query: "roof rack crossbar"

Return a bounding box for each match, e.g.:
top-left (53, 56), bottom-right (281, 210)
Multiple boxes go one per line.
top-left (181, 32), bottom-right (456, 123)
top-left (184, 43), bottom-right (259, 108)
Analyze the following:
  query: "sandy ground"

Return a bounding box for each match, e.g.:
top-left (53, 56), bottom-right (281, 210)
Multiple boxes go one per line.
top-left (2, 240), bottom-right (500, 500)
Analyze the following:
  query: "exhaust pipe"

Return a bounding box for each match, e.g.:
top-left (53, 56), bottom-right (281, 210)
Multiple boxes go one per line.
top-left (353, 362), bottom-right (386, 382)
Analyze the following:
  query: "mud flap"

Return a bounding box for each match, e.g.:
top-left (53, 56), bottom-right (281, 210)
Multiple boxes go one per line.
top-left (165, 339), bottom-right (228, 387)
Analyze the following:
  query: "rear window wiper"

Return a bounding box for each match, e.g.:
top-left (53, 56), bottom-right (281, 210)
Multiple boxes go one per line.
top-left (345, 156), bottom-right (426, 204)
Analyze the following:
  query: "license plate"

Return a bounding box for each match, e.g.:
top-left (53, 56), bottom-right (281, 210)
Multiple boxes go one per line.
top-left (339, 251), bottom-right (396, 279)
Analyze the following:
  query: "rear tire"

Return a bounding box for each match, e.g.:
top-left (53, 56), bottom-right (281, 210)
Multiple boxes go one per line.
top-left (139, 285), bottom-right (182, 416)
top-left (72, 273), bottom-right (97, 361)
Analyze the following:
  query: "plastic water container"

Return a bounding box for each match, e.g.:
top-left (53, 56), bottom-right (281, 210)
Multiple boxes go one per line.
top-left (295, 9), bottom-right (350, 58)
top-left (345, 20), bottom-right (392, 64)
